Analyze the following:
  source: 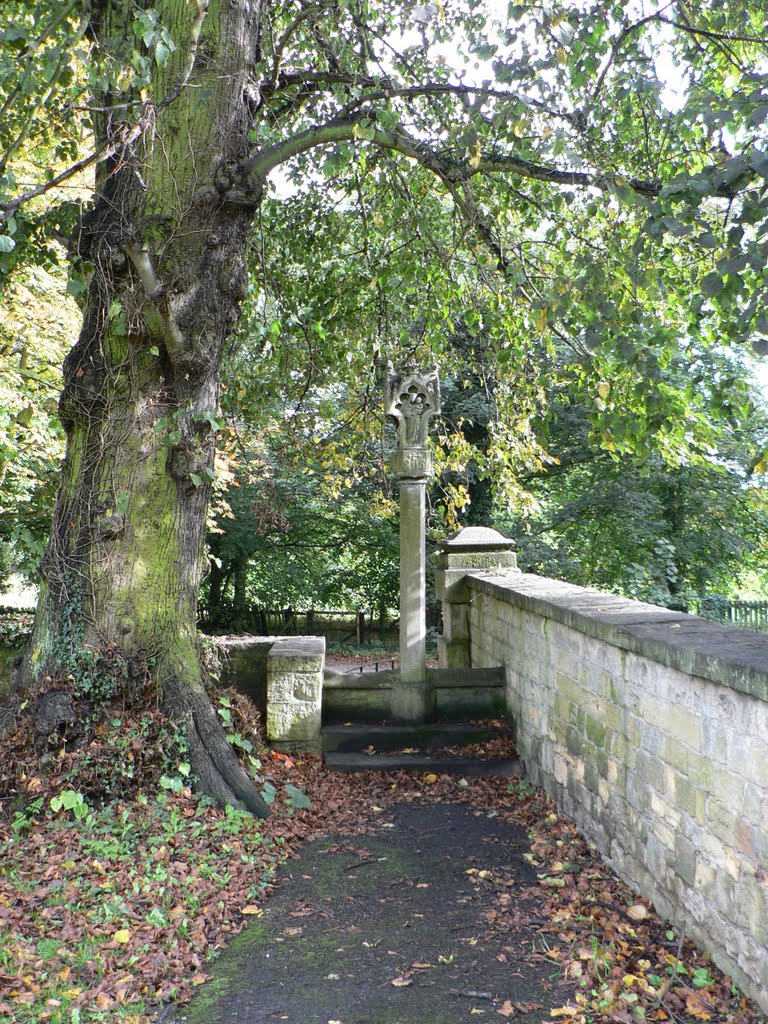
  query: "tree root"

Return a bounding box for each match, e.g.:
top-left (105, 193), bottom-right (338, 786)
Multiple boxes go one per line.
top-left (165, 682), bottom-right (270, 818)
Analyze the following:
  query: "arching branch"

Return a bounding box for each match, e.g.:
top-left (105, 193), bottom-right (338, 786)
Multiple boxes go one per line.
top-left (240, 113), bottom-right (753, 202)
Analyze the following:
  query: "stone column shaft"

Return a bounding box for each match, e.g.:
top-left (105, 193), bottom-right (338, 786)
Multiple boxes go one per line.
top-left (385, 363), bottom-right (441, 724)
top-left (398, 478), bottom-right (426, 684)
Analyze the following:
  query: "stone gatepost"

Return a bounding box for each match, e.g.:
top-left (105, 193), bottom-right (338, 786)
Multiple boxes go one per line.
top-left (436, 526), bottom-right (519, 668)
top-left (385, 361), bottom-right (440, 722)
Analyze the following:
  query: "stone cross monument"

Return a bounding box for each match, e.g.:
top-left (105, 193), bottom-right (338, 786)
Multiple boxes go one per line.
top-left (385, 361), bottom-right (440, 721)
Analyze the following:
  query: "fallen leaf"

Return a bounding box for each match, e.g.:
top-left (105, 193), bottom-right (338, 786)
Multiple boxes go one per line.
top-left (113, 929), bottom-right (130, 944)
top-left (497, 1000), bottom-right (516, 1017)
top-left (424, 773), bottom-right (438, 783)
top-left (685, 991), bottom-right (713, 1020)
top-left (240, 905), bottom-right (263, 916)
top-left (391, 976), bottom-right (413, 987)
top-left (626, 904), bottom-right (648, 922)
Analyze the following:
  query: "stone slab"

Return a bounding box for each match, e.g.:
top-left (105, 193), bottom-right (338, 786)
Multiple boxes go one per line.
top-left (325, 752), bottom-right (522, 775)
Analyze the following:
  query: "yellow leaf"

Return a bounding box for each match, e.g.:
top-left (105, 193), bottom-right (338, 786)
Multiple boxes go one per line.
top-left (623, 974), bottom-right (639, 987)
top-left (113, 929), bottom-right (131, 944)
top-left (62, 988), bottom-right (81, 999)
top-left (424, 773), bottom-right (438, 784)
top-left (550, 1005), bottom-right (580, 1018)
top-left (370, 805), bottom-right (384, 812)
top-left (240, 905), bottom-right (263, 916)
top-left (597, 381), bottom-right (611, 399)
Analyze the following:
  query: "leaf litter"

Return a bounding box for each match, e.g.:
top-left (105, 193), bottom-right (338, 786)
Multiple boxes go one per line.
top-left (0, 690), bottom-right (764, 1024)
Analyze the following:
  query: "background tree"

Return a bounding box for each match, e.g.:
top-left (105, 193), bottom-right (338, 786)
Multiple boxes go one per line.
top-left (502, 359), bottom-right (768, 603)
top-left (1, 0), bottom-right (767, 810)
top-left (202, 421), bottom-right (398, 634)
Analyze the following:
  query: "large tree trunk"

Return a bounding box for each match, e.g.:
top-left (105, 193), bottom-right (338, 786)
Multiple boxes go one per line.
top-left (10, 0), bottom-right (270, 814)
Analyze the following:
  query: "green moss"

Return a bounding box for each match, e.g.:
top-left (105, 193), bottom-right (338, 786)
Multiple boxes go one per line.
top-left (585, 714), bottom-right (607, 749)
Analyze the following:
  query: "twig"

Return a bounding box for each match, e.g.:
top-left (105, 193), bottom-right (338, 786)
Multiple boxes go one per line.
top-left (655, 927), bottom-right (686, 1012)
top-left (344, 857), bottom-right (380, 872)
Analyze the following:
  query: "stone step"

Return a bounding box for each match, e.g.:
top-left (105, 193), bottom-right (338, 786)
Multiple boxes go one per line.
top-left (324, 751), bottom-right (522, 776)
top-left (425, 665), bottom-right (505, 687)
top-left (321, 722), bottom-right (507, 753)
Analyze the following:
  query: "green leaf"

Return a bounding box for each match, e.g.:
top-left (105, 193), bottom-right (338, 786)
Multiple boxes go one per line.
top-left (284, 783), bottom-right (311, 809)
top-left (700, 272), bottom-right (723, 297)
top-left (155, 40), bottom-right (171, 66)
top-left (0, 235), bottom-right (16, 252)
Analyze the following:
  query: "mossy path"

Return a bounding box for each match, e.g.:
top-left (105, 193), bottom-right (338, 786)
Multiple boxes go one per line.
top-left (173, 802), bottom-right (564, 1024)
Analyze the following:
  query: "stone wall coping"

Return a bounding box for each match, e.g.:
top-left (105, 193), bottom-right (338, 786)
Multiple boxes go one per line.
top-left (439, 525), bottom-right (515, 552)
top-left (467, 572), bottom-right (768, 702)
top-left (213, 634), bottom-right (287, 651)
top-left (268, 636), bottom-right (325, 658)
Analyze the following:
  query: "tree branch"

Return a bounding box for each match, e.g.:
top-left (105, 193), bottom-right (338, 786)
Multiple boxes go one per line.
top-left (156, 0), bottom-right (209, 115)
top-left (126, 244), bottom-right (187, 364)
top-left (658, 13), bottom-right (767, 45)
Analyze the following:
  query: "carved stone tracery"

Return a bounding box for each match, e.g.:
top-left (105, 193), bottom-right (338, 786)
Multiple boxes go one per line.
top-left (385, 361), bottom-right (441, 453)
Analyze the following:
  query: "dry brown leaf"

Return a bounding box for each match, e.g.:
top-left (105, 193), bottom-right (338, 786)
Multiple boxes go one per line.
top-left (391, 976), bottom-right (413, 987)
top-left (626, 904), bottom-right (649, 922)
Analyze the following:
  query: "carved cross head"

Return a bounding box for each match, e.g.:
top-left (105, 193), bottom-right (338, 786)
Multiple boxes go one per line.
top-left (385, 361), bottom-right (441, 449)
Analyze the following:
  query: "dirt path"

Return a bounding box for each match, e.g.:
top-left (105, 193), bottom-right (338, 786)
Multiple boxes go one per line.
top-left (173, 802), bottom-right (566, 1024)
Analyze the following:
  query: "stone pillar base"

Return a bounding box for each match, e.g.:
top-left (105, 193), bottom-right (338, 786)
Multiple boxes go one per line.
top-left (390, 679), bottom-right (433, 723)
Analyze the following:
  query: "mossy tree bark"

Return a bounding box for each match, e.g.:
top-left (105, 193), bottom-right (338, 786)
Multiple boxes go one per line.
top-left (13, 0), bottom-right (271, 815)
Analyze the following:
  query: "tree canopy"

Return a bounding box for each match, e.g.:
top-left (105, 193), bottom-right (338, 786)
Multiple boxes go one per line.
top-left (1, 0), bottom-right (767, 809)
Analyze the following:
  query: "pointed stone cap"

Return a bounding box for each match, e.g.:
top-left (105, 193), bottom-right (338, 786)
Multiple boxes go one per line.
top-left (437, 526), bottom-right (518, 570)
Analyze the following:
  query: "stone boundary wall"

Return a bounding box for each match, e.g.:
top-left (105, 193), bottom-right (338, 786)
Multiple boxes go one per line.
top-left (214, 635), bottom-right (325, 752)
top-left (464, 572), bottom-right (768, 1012)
